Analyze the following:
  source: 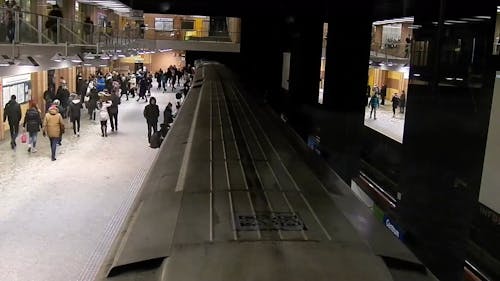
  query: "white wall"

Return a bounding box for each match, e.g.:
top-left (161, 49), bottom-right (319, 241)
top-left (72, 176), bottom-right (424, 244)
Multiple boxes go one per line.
top-left (479, 72), bottom-right (500, 213)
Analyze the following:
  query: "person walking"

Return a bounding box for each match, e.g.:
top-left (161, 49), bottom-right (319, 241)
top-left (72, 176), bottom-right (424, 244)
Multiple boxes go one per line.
top-left (83, 16), bottom-right (93, 43)
top-left (400, 90), bottom-right (406, 114)
top-left (68, 97), bottom-right (82, 136)
top-left (87, 87), bottom-right (99, 121)
top-left (23, 101), bottom-right (42, 153)
top-left (143, 97), bottom-right (159, 143)
top-left (98, 97), bottom-right (112, 137)
top-left (46, 4), bottom-right (63, 43)
top-left (369, 94), bottom-right (379, 120)
top-left (137, 76), bottom-right (148, 102)
top-left (108, 94), bottom-right (120, 132)
top-left (391, 93), bottom-right (400, 117)
top-left (43, 104), bottom-right (64, 161)
top-left (3, 94), bottom-right (21, 149)
top-left (380, 84), bottom-right (387, 105)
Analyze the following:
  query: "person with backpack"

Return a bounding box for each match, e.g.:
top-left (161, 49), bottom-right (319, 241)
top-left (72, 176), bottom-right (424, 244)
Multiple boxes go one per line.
top-left (23, 101), bottom-right (42, 153)
top-left (45, 4), bottom-right (63, 43)
top-left (143, 97), bottom-right (159, 144)
top-left (3, 94), bottom-right (21, 149)
top-left (163, 102), bottom-right (174, 125)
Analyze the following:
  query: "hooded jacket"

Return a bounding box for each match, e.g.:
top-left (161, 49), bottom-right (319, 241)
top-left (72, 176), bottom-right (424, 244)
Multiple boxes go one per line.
top-left (43, 106), bottom-right (64, 138)
top-left (144, 99), bottom-right (159, 122)
top-left (68, 99), bottom-right (82, 120)
top-left (99, 100), bottom-right (112, 121)
top-left (23, 108), bottom-right (42, 133)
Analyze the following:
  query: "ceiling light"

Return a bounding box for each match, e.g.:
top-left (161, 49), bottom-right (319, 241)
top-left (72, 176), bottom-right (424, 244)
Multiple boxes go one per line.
top-left (474, 16), bottom-right (491, 19)
top-left (446, 20), bottom-right (467, 24)
top-left (15, 56), bottom-right (40, 66)
top-left (69, 54), bottom-right (83, 63)
top-left (100, 53), bottom-right (110, 60)
top-left (0, 55), bottom-right (12, 66)
top-left (460, 17), bottom-right (485, 22)
top-left (51, 53), bottom-right (65, 62)
top-left (84, 53), bottom-right (96, 60)
top-left (83, 63), bottom-right (92, 66)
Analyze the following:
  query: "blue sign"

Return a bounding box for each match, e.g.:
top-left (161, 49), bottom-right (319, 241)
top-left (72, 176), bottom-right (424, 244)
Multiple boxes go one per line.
top-left (383, 215), bottom-right (405, 242)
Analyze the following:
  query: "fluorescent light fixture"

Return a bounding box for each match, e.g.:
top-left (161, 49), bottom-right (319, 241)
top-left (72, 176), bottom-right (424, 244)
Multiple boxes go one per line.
top-left (84, 53), bottom-right (96, 60)
top-left (460, 17), bottom-right (486, 22)
top-left (83, 63), bottom-right (92, 66)
top-left (413, 73), bottom-right (421, 77)
top-left (445, 77), bottom-right (454, 80)
top-left (51, 53), bottom-right (65, 62)
top-left (446, 20), bottom-right (467, 24)
top-left (117, 54), bottom-right (126, 58)
top-left (0, 55), bottom-right (12, 66)
top-left (100, 53), bottom-right (110, 60)
top-left (474, 16), bottom-right (491, 19)
top-left (456, 78), bottom-right (464, 81)
top-left (69, 54), bottom-right (83, 63)
top-left (99, 64), bottom-right (108, 67)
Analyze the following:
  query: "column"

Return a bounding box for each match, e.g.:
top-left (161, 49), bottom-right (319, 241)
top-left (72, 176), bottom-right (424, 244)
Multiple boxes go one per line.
top-left (320, 0), bottom-right (374, 183)
top-left (397, 1), bottom-right (497, 281)
top-left (287, 17), bottom-right (324, 106)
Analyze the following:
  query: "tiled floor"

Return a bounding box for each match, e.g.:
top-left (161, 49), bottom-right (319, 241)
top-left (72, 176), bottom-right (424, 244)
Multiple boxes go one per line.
top-left (364, 102), bottom-right (405, 143)
top-left (0, 84), bottom-right (179, 281)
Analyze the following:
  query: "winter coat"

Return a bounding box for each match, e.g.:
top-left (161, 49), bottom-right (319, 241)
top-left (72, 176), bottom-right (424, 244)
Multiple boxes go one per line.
top-left (392, 96), bottom-right (400, 108)
top-left (164, 106), bottom-right (173, 124)
top-left (107, 95), bottom-right (120, 115)
top-left (3, 100), bottom-right (21, 124)
top-left (68, 100), bottom-right (82, 121)
top-left (23, 108), bottom-right (42, 133)
top-left (369, 96), bottom-right (379, 108)
top-left (144, 103), bottom-right (159, 122)
top-left (56, 87), bottom-right (70, 108)
top-left (99, 101), bottom-right (112, 121)
top-left (43, 107), bottom-right (64, 138)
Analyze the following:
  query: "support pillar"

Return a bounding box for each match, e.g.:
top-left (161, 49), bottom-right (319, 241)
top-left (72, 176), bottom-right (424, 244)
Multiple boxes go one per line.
top-left (398, 1), bottom-right (497, 280)
top-left (320, 1), bottom-right (374, 183)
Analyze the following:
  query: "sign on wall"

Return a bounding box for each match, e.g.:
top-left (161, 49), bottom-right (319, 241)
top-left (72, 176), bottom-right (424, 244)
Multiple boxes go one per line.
top-left (154, 18), bottom-right (174, 31)
top-left (2, 74), bottom-right (31, 106)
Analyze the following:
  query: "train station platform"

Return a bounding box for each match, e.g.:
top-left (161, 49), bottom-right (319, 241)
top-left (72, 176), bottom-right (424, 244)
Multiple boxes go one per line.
top-left (0, 85), bottom-right (177, 281)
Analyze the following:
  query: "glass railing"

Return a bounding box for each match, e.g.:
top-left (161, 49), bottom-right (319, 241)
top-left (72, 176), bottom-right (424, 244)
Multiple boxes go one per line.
top-left (0, 7), bottom-right (240, 48)
top-left (140, 28), bottom-right (241, 43)
top-left (0, 7), bottom-right (135, 48)
top-left (371, 41), bottom-right (411, 60)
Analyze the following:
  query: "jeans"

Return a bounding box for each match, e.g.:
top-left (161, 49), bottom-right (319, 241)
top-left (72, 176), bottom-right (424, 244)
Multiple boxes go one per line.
top-left (101, 120), bottom-right (108, 136)
top-left (9, 122), bottom-right (19, 145)
top-left (29, 132), bottom-right (38, 148)
top-left (109, 113), bottom-right (118, 130)
top-left (370, 107), bottom-right (377, 119)
top-left (72, 118), bottom-right (80, 134)
top-left (49, 137), bottom-right (60, 160)
top-left (147, 120), bottom-right (157, 143)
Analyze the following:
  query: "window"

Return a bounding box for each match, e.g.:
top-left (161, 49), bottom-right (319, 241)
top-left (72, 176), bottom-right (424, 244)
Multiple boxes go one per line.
top-left (155, 18), bottom-right (174, 32)
top-left (181, 20), bottom-right (195, 30)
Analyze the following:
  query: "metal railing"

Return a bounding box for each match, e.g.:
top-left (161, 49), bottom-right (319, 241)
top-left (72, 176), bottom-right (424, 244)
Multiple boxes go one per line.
top-left (0, 7), bottom-right (240, 49)
top-left (371, 41), bottom-right (411, 60)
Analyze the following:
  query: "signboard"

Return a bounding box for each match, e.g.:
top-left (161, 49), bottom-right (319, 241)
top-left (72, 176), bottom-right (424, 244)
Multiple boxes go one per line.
top-left (383, 214), bottom-right (405, 241)
top-left (2, 74), bottom-right (31, 105)
top-left (155, 18), bottom-right (174, 32)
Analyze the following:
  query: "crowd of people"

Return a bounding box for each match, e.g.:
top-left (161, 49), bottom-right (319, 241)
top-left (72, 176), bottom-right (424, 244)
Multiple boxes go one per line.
top-left (366, 84), bottom-right (406, 120)
top-left (3, 65), bottom-right (194, 161)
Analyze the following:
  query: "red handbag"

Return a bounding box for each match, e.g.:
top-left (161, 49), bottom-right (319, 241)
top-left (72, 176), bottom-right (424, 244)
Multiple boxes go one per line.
top-left (21, 132), bottom-right (27, 143)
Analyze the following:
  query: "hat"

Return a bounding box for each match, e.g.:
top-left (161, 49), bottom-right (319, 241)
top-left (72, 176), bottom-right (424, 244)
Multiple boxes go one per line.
top-left (53, 99), bottom-right (60, 105)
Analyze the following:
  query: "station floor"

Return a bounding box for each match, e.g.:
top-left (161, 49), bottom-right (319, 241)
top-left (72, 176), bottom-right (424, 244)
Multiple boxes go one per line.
top-left (364, 102), bottom-right (405, 143)
top-left (0, 85), bottom-right (178, 281)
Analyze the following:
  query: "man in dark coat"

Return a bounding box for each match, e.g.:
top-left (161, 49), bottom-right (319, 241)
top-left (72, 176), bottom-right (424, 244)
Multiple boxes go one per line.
top-left (3, 95), bottom-right (22, 149)
top-left (143, 97), bottom-right (159, 143)
top-left (107, 94), bottom-right (120, 132)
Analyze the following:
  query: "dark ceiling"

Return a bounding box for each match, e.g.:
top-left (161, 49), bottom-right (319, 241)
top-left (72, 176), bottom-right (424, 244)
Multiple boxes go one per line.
top-left (119, 0), bottom-right (412, 19)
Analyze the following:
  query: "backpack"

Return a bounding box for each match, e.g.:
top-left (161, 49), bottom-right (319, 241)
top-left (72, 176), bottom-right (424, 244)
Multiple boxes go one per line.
top-left (175, 92), bottom-right (182, 100)
top-left (150, 132), bottom-right (162, 148)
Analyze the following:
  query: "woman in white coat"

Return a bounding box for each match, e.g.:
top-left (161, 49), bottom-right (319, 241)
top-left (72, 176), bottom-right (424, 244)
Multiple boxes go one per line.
top-left (98, 95), bottom-right (112, 137)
